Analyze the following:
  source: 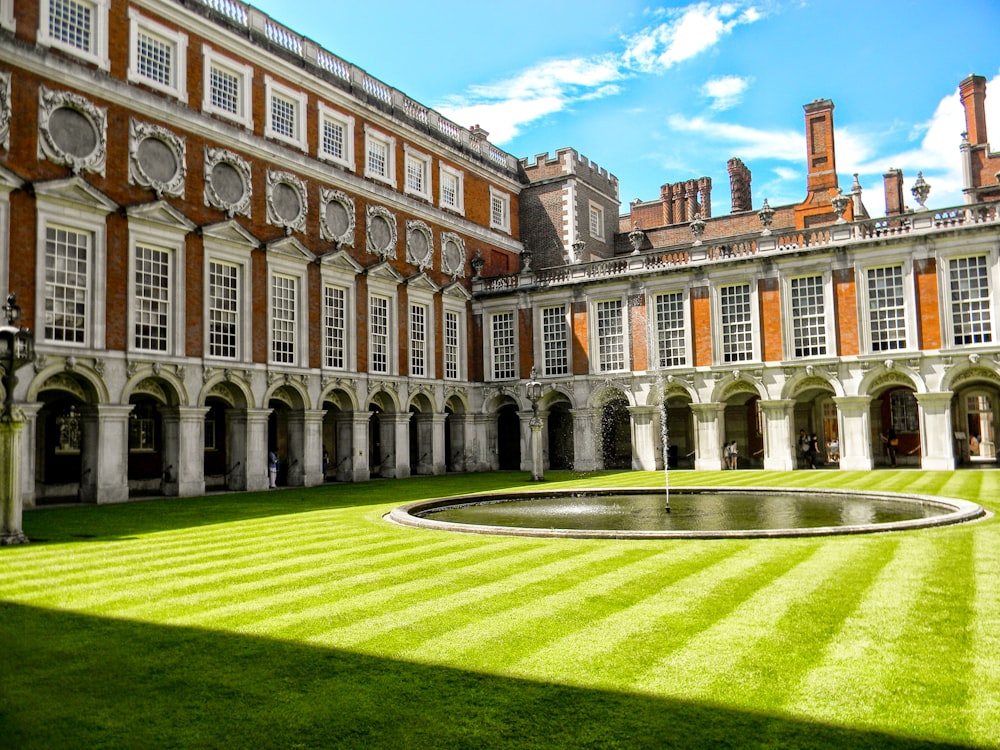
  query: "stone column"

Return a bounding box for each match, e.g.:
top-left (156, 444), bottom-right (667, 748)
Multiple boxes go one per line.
top-left (0, 413), bottom-right (28, 544)
top-left (759, 399), bottom-right (796, 471)
top-left (691, 402), bottom-right (725, 470)
top-left (299, 409), bottom-right (326, 486)
top-left (530, 416), bottom-right (544, 481)
top-left (629, 405), bottom-right (658, 471)
top-left (446, 413), bottom-right (469, 472)
top-left (428, 412), bottom-right (448, 475)
top-left (469, 413), bottom-right (493, 472)
top-left (570, 408), bottom-right (599, 471)
top-left (347, 411), bottom-right (371, 482)
top-left (915, 392), bottom-right (956, 471)
top-left (389, 412), bottom-right (411, 479)
top-left (833, 396), bottom-right (873, 471)
top-left (160, 406), bottom-right (209, 496)
top-left (18, 402), bottom-right (41, 509)
top-left (517, 410), bottom-right (534, 472)
top-left (226, 407), bottom-right (272, 492)
top-left (77, 404), bottom-right (132, 504)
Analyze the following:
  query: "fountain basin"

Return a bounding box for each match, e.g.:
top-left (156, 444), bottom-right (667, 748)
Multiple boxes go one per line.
top-left (388, 487), bottom-right (987, 539)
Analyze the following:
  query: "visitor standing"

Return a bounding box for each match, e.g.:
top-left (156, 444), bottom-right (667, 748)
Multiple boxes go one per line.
top-left (268, 450), bottom-right (278, 488)
top-left (807, 434), bottom-right (819, 469)
top-left (881, 428), bottom-right (898, 467)
top-left (798, 429), bottom-right (810, 468)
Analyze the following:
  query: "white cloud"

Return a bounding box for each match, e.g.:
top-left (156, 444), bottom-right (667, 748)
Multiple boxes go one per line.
top-left (702, 75), bottom-right (752, 110)
top-left (435, 2), bottom-right (763, 144)
top-left (666, 114), bottom-right (803, 161)
top-left (623, 2), bottom-right (761, 73)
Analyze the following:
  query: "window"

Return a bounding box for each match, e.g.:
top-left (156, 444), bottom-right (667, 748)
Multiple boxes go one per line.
top-left (318, 104), bottom-right (354, 169)
top-left (270, 273), bottom-right (297, 364)
top-left (370, 295), bottom-right (390, 374)
top-left (203, 47), bottom-right (253, 128)
top-left (439, 164), bottom-right (464, 214)
top-left (403, 145), bottom-right (431, 200)
top-left (949, 256), bottom-right (992, 345)
top-left (542, 305), bottom-right (569, 376)
top-left (409, 303), bottom-right (427, 377)
top-left (596, 299), bottom-right (626, 372)
top-left (133, 244), bottom-right (170, 352)
top-left (39, 0), bottom-right (109, 69)
top-left (890, 390), bottom-right (919, 432)
top-left (867, 265), bottom-right (906, 351)
top-left (444, 310), bottom-right (460, 380)
top-left (589, 202), bottom-right (604, 240)
top-left (323, 285), bottom-right (347, 369)
top-left (128, 9), bottom-right (187, 100)
top-left (720, 283), bottom-right (753, 362)
top-left (654, 291), bottom-right (686, 367)
top-left (128, 402), bottom-right (157, 452)
top-left (264, 77), bottom-right (307, 150)
top-left (790, 275), bottom-right (827, 357)
top-left (208, 260), bottom-right (239, 359)
top-left (364, 126), bottom-right (396, 187)
top-left (489, 187), bottom-right (510, 233)
top-left (44, 224), bottom-right (89, 344)
top-left (491, 311), bottom-right (516, 380)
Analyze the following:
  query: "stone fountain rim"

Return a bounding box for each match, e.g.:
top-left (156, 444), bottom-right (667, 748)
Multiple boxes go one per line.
top-left (385, 486), bottom-right (989, 540)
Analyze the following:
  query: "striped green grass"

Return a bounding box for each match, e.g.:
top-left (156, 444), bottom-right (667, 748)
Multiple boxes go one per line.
top-left (1, 470), bottom-right (998, 749)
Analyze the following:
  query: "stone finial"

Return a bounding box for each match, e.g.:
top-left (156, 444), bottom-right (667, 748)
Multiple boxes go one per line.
top-left (911, 172), bottom-right (931, 210)
top-left (757, 198), bottom-right (774, 235)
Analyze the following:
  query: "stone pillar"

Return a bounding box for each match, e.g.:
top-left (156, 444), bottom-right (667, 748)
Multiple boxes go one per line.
top-left (226, 407), bottom-right (271, 492)
top-left (469, 413), bottom-right (493, 472)
top-left (346, 411), bottom-right (371, 482)
top-left (389, 412), bottom-right (411, 479)
top-left (18, 402), bottom-right (41, 509)
top-left (160, 406), bottom-right (209, 496)
top-left (629, 405), bottom-right (658, 471)
top-left (299, 409), bottom-right (325, 486)
top-left (517, 410), bottom-right (534, 472)
top-left (759, 399), bottom-right (796, 471)
top-left (446, 413), bottom-right (469, 472)
top-left (79, 404), bottom-right (133, 504)
top-left (0, 414), bottom-right (28, 544)
top-left (691, 402), bottom-right (725, 471)
top-left (530, 417), bottom-right (544, 481)
top-left (428, 412), bottom-right (448, 475)
top-left (570, 408), bottom-right (599, 471)
top-left (833, 396), bottom-right (873, 471)
top-left (915, 392), bottom-right (956, 471)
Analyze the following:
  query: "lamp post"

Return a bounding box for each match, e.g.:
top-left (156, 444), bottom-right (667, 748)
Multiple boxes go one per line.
top-left (1, 293), bottom-right (35, 545)
top-left (526, 367), bottom-right (544, 482)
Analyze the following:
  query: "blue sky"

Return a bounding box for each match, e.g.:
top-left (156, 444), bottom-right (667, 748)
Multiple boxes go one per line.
top-left (250, 0), bottom-right (1000, 217)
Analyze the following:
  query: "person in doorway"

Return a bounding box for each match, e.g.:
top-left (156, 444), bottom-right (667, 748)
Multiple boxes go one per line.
top-left (268, 450), bottom-right (278, 488)
top-left (881, 428), bottom-right (898, 467)
top-left (322, 447), bottom-right (330, 480)
top-left (798, 429), bottom-right (810, 468)
top-left (807, 434), bottom-right (820, 469)
top-left (726, 441), bottom-right (738, 470)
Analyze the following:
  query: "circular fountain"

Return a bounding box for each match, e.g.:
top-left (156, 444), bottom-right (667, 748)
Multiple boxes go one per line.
top-left (387, 487), bottom-right (986, 539)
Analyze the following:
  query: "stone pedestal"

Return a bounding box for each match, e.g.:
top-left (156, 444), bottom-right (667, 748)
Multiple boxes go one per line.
top-left (530, 417), bottom-right (544, 481)
top-left (0, 414), bottom-right (29, 545)
top-left (916, 392), bottom-right (955, 470)
top-left (834, 396), bottom-right (874, 471)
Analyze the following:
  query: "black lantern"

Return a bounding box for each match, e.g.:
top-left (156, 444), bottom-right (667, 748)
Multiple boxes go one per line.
top-left (526, 367), bottom-right (542, 417)
top-left (0, 294), bottom-right (35, 413)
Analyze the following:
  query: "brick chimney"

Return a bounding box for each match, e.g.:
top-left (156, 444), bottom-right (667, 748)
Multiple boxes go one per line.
top-left (804, 99), bottom-right (838, 193)
top-left (960, 74), bottom-right (988, 146)
top-left (883, 169), bottom-right (905, 216)
top-left (728, 157), bottom-right (752, 212)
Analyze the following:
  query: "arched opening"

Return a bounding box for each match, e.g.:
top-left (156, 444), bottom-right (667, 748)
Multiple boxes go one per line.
top-left (35, 393), bottom-right (85, 503)
top-left (660, 395), bottom-right (694, 469)
top-left (496, 404), bottom-right (520, 470)
top-left (127, 395), bottom-right (164, 497)
top-left (723, 393), bottom-right (762, 469)
top-left (792, 383), bottom-right (838, 468)
top-left (871, 385), bottom-right (920, 467)
top-left (547, 401), bottom-right (574, 470)
top-left (600, 395), bottom-right (632, 470)
top-left (952, 383), bottom-right (1000, 466)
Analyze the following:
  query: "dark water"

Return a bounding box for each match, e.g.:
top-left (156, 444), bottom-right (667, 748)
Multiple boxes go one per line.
top-left (421, 491), bottom-right (950, 532)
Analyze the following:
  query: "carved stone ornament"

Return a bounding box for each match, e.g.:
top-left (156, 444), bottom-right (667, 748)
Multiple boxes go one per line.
top-left (129, 119), bottom-right (186, 199)
top-left (319, 187), bottom-right (355, 246)
top-left (0, 71), bottom-right (10, 151)
top-left (366, 204), bottom-right (397, 260)
top-left (204, 146), bottom-right (252, 218)
top-left (38, 86), bottom-right (107, 176)
top-left (405, 219), bottom-right (434, 270)
top-left (266, 169), bottom-right (307, 234)
top-left (441, 233), bottom-right (466, 278)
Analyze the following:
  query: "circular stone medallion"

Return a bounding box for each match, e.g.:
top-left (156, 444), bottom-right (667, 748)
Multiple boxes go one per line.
top-left (136, 137), bottom-right (178, 183)
top-left (325, 199), bottom-right (350, 236)
top-left (369, 214), bottom-right (392, 252)
top-left (272, 182), bottom-right (302, 223)
top-left (210, 161), bottom-right (246, 205)
top-left (49, 107), bottom-right (97, 159)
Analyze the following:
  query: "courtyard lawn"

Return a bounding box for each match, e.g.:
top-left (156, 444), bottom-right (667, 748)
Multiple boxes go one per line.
top-left (1, 470), bottom-right (998, 749)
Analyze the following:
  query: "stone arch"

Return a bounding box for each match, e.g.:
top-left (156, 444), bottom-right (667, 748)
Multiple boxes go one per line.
top-left (782, 369), bottom-right (845, 400)
top-left (858, 363), bottom-right (924, 397)
top-left (198, 372), bottom-right (254, 409)
top-left (647, 378), bottom-right (696, 470)
top-left (28, 363), bottom-right (108, 404)
top-left (538, 383), bottom-right (576, 411)
top-left (319, 382), bottom-right (360, 412)
top-left (862, 366), bottom-right (923, 468)
top-left (943, 360), bottom-right (1000, 466)
top-left (263, 379), bottom-right (310, 410)
top-left (941, 359), bottom-right (1000, 393)
top-left (710, 372), bottom-right (766, 404)
top-left (121, 367), bottom-right (186, 406)
top-left (588, 380), bottom-right (636, 409)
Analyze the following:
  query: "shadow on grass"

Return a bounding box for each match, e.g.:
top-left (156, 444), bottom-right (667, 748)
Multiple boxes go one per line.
top-left (0, 602), bottom-right (983, 750)
top-left (23, 472), bottom-right (579, 544)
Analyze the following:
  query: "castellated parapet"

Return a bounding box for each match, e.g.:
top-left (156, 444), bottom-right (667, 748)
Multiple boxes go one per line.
top-left (520, 148), bottom-right (619, 198)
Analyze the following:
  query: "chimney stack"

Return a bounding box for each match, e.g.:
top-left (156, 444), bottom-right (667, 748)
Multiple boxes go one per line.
top-left (883, 169), bottom-right (905, 216)
top-left (959, 74), bottom-right (988, 146)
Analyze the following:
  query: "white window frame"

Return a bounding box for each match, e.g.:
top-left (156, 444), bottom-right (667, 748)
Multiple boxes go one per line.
top-left (489, 186), bottom-right (511, 233)
top-left (442, 304), bottom-right (466, 381)
top-left (203, 241), bottom-right (252, 363)
top-left (592, 297), bottom-right (628, 373)
top-left (317, 103), bottom-right (355, 171)
top-left (539, 303), bottom-right (570, 377)
top-left (783, 271), bottom-right (834, 359)
top-left (650, 289), bottom-right (688, 368)
top-left (403, 144), bottom-right (432, 201)
top-left (206, 258), bottom-right (241, 361)
top-left (943, 252), bottom-right (995, 348)
top-left (127, 8), bottom-right (187, 101)
top-left (860, 260), bottom-right (914, 354)
top-left (264, 75), bottom-right (308, 151)
top-left (488, 309), bottom-right (517, 381)
top-left (38, 0), bottom-right (110, 70)
top-left (588, 201), bottom-right (605, 241)
top-left (713, 278), bottom-right (760, 365)
top-left (364, 125), bottom-right (396, 188)
top-left (0, 0), bottom-right (15, 32)
top-left (367, 276), bottom-right (399, 375)
top-left (439, 164), bottom-right (465, 215)
top-left (408, 302), bottom-right (429, 378)
top-left (127, 225), bottom-right (185, 357)
top-left (35, 200), bottom-right (108, 351)
top-left (266, 256), bottom-right (309, 367)
top-left (202, 45), bottom-right (253, 129)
